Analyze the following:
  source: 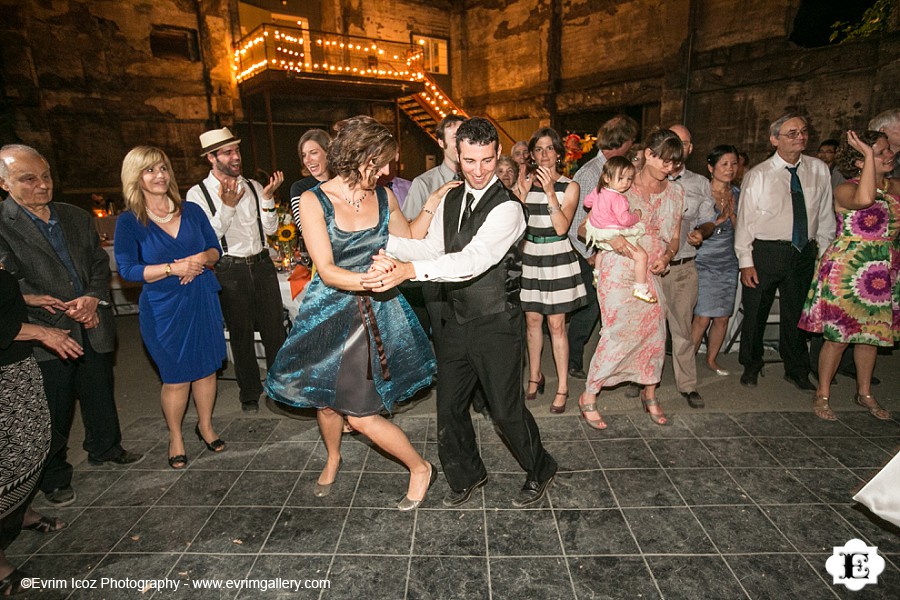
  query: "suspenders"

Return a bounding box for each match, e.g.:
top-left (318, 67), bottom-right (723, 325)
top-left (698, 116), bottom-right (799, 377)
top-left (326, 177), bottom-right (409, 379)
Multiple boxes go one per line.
top-left (197, 179), bottom-right (265, 255)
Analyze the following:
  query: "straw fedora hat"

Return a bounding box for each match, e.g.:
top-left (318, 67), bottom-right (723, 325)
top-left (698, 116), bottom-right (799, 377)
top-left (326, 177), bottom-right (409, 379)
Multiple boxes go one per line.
top-left (199, 127), bottom-right (241, 156)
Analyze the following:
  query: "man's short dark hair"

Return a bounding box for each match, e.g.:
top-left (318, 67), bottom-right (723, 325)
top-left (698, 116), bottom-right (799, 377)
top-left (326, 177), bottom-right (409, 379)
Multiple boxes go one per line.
top-left (455, 117), bottom-right (499, 152)
top-left (818, 138), bottom-right (839, 150)
top-left (597, 115), bottom-right (639, 151)
top-left (436, 114), bottom-right (466, 145)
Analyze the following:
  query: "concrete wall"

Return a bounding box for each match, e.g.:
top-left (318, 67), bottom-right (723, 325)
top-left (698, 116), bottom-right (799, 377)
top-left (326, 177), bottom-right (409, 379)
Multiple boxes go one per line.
top-left (1, 0), bottom-right (238, 202)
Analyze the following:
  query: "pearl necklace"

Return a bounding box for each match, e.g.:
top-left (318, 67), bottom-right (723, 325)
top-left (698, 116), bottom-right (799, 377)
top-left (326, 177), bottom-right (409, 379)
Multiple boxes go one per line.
top-left (147, 198), bottom-right (175, 224)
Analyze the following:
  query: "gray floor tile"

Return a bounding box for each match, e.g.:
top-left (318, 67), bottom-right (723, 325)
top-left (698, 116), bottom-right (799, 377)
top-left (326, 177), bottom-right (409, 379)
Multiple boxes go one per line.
top-left (115, 505), bottom-right (215, 553)
top-left (757, 437), bottom-right (845, 468)
top-left (591, 439), bottom-right (659, 469)
top-left (781, 411), bottom-right (857, 436)
top-left (286, 471), bottom-right (359, 508)
top-left (629, 412), bottom-right (694, 438)
top-left (188, 442), bottom-right (263, 471)
top-left (808, 437), bottom-right (893, 469)
top-left (834, 412), bottom-right (900, 437)
top-left (6, 506), bottom-right (83, 556)
top-left (76, 553), bottom-right (179, 599)
top-left (680, 413), bottom-right (748, 438)
top-left (157, 470), bottom-right (241, 505)
top-left (647, 555), bottom-right (747, 600)
top-left (762, 504), bottom-right (861, 553)
top-left (490, 556), bottom-right (575, 599)
top-left (413, 509), bottom-right (486, 556)
top-left (702, 437), bottom-right (779, 467)
top-left (219, 418), bottom-right (281, 442)
top-left (788, 468), bottom-right (865, 504)
top-left (262, 507), bottom-right (346, 554)
top-left (831, 504), bottom-right (900, 555)
top-left (556, 508), bottom-right (638, 555)
top-left (548, 471), bottom-right (616, 509)
top-left (190, 506), bottom-right (281, 553)
top-left (246, 442), bottom-right (315, 471)
top-left (667, 468), bottom-right (751, 506)
top-left (622, 507), bottom-right (715, 554)
top-left (39, 507), bottom-right (146, 554)
top-left (265, 417), bottom-right (320, 442)
top-left (693, 506), bottom-right (793, 553)
top-left (486, 509), bottom-right (563, 556)
top-left (325, 555), bottom-right (409, 600)
top-left (568, 556), bottom-right (661, 599)
top-left (17, 553), bottom-right (106, 600)
top-left (604, 469), bottom-right (685, 508)
top-left (407, 556), bottom-right (489, 600)
top-left (724, 553), bottom-right (833, 599)
top-left (647, 438), bottom-right (718, 468)
top-left (731, 412), bottom-right (800, 437)
top-left (544, 440), bottom-right (602, 471)
top-left (167, 553), bottom-right (255, 599)
top-left (726, 467), bottom-right (821, 505)
top-left (91, 468), bottom-right (182, 507)
top-left (580, 413), bottom-right (641, 439)
top-left (221, 470), bottom-right (300, 506)
top-left (241, 554), bottom-right (331, 599)
top-left (336, 507), bottom-right (415, 555)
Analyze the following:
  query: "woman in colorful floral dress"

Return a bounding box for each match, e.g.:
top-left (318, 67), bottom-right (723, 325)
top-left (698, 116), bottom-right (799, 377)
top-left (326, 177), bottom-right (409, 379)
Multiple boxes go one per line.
top-left (799, 130), bottom-right (899, 421)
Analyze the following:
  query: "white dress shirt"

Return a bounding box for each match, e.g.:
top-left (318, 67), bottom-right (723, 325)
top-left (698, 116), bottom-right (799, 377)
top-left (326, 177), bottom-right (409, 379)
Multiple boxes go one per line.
top-left (734, 153), bottom-right (835, 268)
top-left (186, 171), bottom-right (278, 257)
top-left (387, 176), bottom-right (526, 282)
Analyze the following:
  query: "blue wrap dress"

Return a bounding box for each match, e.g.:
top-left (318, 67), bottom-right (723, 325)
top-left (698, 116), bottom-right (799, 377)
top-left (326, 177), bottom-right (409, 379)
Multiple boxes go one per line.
top-left (115, 202), bottom-right (226, 383)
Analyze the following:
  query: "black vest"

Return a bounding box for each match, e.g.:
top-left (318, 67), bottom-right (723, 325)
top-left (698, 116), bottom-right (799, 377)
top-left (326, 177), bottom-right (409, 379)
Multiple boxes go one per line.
top-left (441, 180), bottom-right (524, 324)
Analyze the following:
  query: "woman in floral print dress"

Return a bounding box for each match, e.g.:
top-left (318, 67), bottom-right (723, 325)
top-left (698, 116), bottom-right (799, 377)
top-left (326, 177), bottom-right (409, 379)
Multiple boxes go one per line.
top-left (799, 130), bottom-right (899, 421)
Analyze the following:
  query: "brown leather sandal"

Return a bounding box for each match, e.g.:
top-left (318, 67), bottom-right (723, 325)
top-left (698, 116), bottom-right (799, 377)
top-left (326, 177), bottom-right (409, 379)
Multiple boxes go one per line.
top-left (855, 393), bottom-right (891, 420)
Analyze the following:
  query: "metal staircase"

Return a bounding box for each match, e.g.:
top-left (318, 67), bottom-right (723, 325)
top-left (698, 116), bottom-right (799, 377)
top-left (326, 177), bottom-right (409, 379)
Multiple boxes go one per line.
top-left (397, 73), bottom-right (467, 142)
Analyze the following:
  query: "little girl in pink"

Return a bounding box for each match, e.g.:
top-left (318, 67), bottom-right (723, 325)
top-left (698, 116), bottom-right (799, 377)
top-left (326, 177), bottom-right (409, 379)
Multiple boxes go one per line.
top-left (583, 156), bottom-right (656, 303)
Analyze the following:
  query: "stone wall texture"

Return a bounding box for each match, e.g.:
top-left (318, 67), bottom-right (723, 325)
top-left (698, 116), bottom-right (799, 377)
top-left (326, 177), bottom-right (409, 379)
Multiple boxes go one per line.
top-left (1, 0), bottom-right (898, 202)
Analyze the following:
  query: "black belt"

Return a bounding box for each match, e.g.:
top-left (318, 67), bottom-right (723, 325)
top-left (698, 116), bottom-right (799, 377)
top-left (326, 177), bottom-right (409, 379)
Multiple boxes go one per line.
top-left (525, 233), bottom-right (567, 243)
top-left (669, 255), bottom-right (695, 266)
top-left (222, 250), bottom-right (269, 264)
top-left (755, 239), bottom-right (815, 249)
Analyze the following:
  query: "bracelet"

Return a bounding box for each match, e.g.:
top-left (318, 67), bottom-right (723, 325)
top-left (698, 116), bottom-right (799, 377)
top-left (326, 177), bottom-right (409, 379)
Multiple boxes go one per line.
top-left (422, 208), bottom-right (435, 216)
top-left (547, 204), bottom-right (561, 214)
top-left (261, 207), bottom-right (276, 213)
top-left (165, 263), bottom-right (171, 276)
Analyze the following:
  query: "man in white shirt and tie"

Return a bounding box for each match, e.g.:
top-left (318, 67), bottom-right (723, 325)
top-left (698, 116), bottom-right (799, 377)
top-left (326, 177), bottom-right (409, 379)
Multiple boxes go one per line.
top-left (364, 118), bottom-right (557, 509)
top-left (187, 128), bottom-right (285, 412)
top-left (734, 114), bottom-right (835, 390)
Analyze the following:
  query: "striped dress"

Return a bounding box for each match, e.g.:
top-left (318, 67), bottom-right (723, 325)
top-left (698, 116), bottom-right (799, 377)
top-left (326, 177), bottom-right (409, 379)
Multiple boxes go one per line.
top-left (520, 176), bottom-right (588, 314)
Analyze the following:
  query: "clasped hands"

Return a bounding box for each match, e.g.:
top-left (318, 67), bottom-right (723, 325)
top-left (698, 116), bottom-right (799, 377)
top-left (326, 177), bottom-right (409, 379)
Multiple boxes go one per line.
top-left (25, 294), bottom-right (101, 328)
top-left (360, 249), bottom-right (414, 293)
top-left (171, 252), bottom-right (207, 285)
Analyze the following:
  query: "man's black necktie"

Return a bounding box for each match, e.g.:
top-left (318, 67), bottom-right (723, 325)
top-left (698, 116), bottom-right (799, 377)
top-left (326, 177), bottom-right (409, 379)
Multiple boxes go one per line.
top-left (460, 192), bottom-right (475, 230)
top-left (786, 166), bottom-right (808, 251)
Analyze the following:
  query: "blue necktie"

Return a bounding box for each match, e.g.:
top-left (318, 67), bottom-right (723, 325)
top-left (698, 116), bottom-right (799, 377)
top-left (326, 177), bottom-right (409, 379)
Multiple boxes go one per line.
top-left (786, 166), bottom-right (807, 251)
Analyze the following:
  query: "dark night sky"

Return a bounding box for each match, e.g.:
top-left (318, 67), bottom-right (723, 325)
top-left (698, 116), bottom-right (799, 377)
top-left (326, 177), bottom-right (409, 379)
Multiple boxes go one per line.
top-left (789, 0), bottom-right (880, 47)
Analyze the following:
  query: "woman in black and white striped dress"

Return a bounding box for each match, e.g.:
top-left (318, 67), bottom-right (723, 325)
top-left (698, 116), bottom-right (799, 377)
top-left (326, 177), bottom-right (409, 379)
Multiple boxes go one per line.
top-left (518, 128), bottom-right (587, 413)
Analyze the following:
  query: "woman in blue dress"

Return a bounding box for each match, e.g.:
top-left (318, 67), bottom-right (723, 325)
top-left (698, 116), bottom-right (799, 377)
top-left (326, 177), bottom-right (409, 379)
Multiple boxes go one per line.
top-left (691, 145), bottom-right (740, 376)
top-left (266, 116), bottom-right (443, 510)
top-left (115, 146), bottom-right (226, 469)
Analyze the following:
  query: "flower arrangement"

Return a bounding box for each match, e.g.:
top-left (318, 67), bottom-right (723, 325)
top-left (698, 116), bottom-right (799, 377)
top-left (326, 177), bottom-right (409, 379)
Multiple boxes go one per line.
top-left (268, 203), bottom-right (299, 269)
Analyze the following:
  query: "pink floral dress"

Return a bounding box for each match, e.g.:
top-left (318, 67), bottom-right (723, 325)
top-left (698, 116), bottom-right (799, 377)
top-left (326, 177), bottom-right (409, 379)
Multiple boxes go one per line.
top-left (585, 182), bottom-right (684, 392)
top-left (799, 185), bottom-right (900, 345)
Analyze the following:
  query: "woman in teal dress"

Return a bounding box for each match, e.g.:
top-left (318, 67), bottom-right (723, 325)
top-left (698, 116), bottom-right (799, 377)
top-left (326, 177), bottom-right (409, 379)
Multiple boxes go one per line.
top-left (115, 146), bottom-right (226, 469)
top-left (266, 116), bottom-right (446, 510)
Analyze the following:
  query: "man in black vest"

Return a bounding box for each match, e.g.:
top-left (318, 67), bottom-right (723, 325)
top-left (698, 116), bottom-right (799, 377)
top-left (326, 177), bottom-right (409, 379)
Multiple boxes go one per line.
top-left (366, 118), bottom-right (557, 508)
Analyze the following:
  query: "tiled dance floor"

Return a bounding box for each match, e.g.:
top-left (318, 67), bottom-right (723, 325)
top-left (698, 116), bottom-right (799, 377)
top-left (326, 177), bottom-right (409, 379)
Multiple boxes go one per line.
top-left (9, 411), bottom-right (899, 599)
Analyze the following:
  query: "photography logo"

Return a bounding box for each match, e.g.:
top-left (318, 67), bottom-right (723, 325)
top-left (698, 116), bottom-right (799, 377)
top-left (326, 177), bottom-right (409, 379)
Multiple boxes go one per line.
top-left (825, 538), bottom-right (885, 591)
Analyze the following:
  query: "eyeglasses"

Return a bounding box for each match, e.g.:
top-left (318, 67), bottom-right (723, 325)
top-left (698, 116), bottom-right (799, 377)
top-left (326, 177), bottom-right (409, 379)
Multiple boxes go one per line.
top-left (778, 128), bottom-right (809, 140)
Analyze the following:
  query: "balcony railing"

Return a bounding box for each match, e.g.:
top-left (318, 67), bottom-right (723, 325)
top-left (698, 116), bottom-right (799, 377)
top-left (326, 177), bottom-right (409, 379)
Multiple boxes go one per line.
top-left (233, 23), bottom-right (426, 85)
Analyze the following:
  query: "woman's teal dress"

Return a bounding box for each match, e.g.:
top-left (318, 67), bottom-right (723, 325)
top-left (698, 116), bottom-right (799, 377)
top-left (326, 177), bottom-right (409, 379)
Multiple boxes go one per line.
top-left (265, 185), bottom-right (436, 416)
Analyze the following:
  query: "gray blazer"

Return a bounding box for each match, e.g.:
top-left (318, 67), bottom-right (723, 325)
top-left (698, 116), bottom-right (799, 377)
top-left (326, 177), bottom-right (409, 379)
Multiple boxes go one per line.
top-left (0, 199), bottom-right (115, 360)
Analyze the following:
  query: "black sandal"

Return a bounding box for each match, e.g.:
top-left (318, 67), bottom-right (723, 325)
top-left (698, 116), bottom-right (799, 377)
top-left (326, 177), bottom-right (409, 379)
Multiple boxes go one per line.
top-left (195, 425), bottom-right (225, 452)
top-left (21, 515), bottom-right (68, 534)
top-left (0, 569), bottom-right (27, 596)
top-left (168, 454), bottom-right (187, 469)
